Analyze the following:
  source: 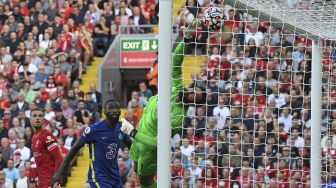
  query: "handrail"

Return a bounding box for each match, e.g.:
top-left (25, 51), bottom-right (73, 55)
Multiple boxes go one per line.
top-left (118, 24), bottom-right (158, 34)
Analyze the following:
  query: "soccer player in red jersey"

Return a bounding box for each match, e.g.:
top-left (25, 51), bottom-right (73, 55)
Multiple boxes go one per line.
top-left (30, 108), bottom-right (63, 188)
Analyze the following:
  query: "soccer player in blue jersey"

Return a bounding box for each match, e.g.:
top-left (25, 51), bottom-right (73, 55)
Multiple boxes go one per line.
top-left (51, 99), bottom-right (132, 188)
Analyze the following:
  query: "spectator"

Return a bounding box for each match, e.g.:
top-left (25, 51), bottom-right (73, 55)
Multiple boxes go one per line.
top-left (0, 137), bottom-right (13, 161)
top-left (125, 16), bottom-right (142, 34)
top-left (4, 159), bottom-right (19, 182)
top-left (15, 92), bottom-right (29, 113)
top-left (171, 158), bottom-right (183, 185)
top-left (180, 138), bottom-right (195, 158)
top-left (128, 90), bottom-right (146, 108)
top-left (54, 108), bottom-right (67, 128)
top-left (84, 4), bottom-right (101, 26)
top-left (8, 129), bottom-right (18, 150)
top-left (123, 108), bottom-right (139, 128)
top-left (0, 120), bottom-right (8, 140)
top-left (132, 6), bottom-right (146, 27)
top-left (57, 138), bottom-right (69, 159)
top-left (44, 103), bottom-right (55, 123)
top-left (126, 99), bottom-right (143, 123)
top-left (73, 100), bottom-right (90, 126)
top-left (188, 158), bottom-right (202, 180)
top-left (89, 84), bottom-right (102, 114)
top-left (0, 170), bottom-right (13, 188)
top-left (146, 60), bottom-right (158, 94)
top-left (3, 109), bottom-right (11, 130)
top-left (289, 128), bottom-right (305, 148)
top-left (49, 119), bottom-right (61, 138)
top-left (62, 128), bottom-right (77, 151)
top-left (0, 151), bottom-right (7, 170)
top-left (61, 99), bottom-right (74, 119)
top-left (118, 157), bottom-right (130, 185)
top-left (138, 81), bottom-right (153, 102)
top-left (13, 138), bottom-right (31, 163)
top-left (212, 97), bottom-right (230, 129)
top-left (122, 148), bottom-right (134, 170)
top-left (23, 127), bottom-right (33, 149)
top-left (84, 92), bottom-right (100, 122)
top-left (66, 89), bottom-right (79, 110)
top-left (11, 74), bottom-right (22, 93)
top-left (33, 92), bottom-right (46, 110)
top-left (10, 117), bottom-right (24, 138)
top-left (16, 167), bottom-right (28, 188)
top-left (278, 106), bottom-right (293, 133)
top-left (92, 16), bottom-right (110, 57)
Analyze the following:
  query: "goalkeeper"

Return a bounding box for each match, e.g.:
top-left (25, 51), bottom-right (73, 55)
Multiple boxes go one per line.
top-left (121, 20), bottom-right (206, 188)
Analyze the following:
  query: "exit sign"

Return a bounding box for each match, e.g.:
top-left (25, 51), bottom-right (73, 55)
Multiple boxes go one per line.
top-left (121, 39), bottom-right (158, 52)
top-left (120, 38), bottom-right (158, 68)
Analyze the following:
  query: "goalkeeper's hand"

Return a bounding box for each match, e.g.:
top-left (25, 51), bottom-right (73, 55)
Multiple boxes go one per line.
top-left (121, 118), bottom-right (137, 138)
top-left (181, 19), bottom-right (200, 40)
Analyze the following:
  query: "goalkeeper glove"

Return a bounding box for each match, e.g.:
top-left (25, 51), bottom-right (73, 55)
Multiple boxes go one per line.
top-left (181, 19), bottom-right (200, 41)
top-left (121, 118), bottom-right (137, 138)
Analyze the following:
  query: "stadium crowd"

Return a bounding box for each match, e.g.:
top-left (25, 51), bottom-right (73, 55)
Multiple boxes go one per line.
top-left (168, 1), bottom-right (336, 188)
top-left (0, 0), bottom-right (334, 187)
top-left (0, 0), bottom-right (160, 187)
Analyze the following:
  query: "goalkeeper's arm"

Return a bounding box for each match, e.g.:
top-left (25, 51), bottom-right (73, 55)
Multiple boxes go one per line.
top-left (172, 19), bottom-right (200, 80)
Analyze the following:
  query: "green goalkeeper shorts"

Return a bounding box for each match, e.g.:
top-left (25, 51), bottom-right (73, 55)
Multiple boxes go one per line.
top-left (130, 141), bottom-right (157, 176)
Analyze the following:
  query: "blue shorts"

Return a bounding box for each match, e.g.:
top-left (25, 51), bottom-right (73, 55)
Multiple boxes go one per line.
top-left (88, 180), bottom-right (123, 188)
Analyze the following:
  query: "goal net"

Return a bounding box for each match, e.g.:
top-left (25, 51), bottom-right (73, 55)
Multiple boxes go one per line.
top-left (168, 0), bottom-right (336, 187)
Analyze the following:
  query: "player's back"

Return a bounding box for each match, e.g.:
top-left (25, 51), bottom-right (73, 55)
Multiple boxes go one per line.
top-left (81, 120), bottom-right (128, 186)
top-left (31, 129), bottom-right (59, 181)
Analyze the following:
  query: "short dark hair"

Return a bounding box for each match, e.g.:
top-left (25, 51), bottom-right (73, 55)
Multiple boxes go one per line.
top-left (195, 88), bottom-right (207, 105)
top-left (104, 99), bottom-right (120, 107)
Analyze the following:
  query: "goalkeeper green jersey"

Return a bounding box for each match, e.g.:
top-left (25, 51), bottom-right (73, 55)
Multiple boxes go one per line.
top-left (134, 42), bottom-right (186, 147)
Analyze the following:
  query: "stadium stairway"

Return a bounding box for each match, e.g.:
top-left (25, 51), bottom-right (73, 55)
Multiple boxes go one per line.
top-left (65, 58), bottom-right (102, 188)
top-left (174, 0), bottom-right (185, 18)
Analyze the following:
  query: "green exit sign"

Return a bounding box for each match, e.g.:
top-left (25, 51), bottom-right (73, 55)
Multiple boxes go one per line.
top-left (121, 39), bottom-right (158, 52)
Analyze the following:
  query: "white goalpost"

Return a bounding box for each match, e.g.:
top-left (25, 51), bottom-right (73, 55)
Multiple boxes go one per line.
top-left (157, 0), bottom-right (335, 187)
top-left (311, 40), bottom-right (322, 187)
top-left (158, 0), bottom-right (173, 187)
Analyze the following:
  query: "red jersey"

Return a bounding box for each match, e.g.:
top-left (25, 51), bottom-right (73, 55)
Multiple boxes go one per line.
top-left (204, 178), bottom-right (217, 187)
top-left (236, 175), bottom-right (253, 188)
top-left (277, 180), bottom-right (290, 188)
top-left (31, 129), bottom-right (63, 188)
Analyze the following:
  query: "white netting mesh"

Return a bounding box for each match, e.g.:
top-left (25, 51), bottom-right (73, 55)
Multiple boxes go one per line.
top-left (170, 0), bottom-right (335, 187)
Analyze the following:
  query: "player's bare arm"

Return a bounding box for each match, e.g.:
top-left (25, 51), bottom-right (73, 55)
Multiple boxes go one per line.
top-left (51, 139), bottom-right (85, 187)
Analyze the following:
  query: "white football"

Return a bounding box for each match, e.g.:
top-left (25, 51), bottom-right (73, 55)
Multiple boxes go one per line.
top-left (202, 7), bottom-right (224, 31)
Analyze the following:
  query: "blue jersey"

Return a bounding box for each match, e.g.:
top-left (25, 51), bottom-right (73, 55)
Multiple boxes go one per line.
top-left (80, 120), bottom-right (131, 187)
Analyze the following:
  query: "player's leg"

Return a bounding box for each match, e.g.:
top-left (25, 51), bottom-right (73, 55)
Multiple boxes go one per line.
top-left (138, 174), bottom-right (156, 188)
top-left (135, 159), bottom-right (156, 187)
top-left (137, 144), bottom-right (157, 188)
top-left (130, 141), bottom-right (140, 175)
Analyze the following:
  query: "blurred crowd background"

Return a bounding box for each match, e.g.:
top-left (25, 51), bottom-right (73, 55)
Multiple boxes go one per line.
top-left (0, 0), bottom-right (335, 187)
top-left (0, 0), bottom-right (160, 187)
